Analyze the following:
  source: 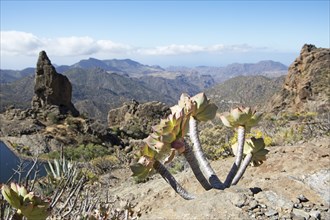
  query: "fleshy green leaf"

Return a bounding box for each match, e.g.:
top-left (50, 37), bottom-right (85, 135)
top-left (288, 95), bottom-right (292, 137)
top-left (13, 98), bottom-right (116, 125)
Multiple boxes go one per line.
top-left (195, 103), bottom-right (218, 121)
top-left (130, 163), bottom-right (153, 180)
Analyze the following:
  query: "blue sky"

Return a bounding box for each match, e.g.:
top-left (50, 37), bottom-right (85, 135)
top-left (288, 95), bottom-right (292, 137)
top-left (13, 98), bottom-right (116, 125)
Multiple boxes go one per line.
top-left (1, 0), bottom-right (329, 69)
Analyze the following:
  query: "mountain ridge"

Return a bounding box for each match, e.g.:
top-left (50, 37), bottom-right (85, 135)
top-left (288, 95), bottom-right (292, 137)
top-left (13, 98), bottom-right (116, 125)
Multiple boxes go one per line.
top-left (1, 59), bottom-right (287, 83)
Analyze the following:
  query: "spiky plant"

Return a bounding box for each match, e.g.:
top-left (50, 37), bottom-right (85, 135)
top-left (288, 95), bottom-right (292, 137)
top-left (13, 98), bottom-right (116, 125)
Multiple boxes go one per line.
top-left (45, 157), bottom-right (78, 183)
top-left (1, 183), bottom-right (50, 220)
top-left (231, 137), bottom-right (269, 185)
top-left (220, 107), bottom-right (263, 187)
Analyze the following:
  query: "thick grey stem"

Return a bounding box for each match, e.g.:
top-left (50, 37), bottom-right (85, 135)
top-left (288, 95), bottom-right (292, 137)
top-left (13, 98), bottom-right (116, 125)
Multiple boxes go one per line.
top-left (231, 153), bottom-right (252, 185)
top-left (153, 160), bottom-right (195, 200)
top-left (183, 141), bottom-right (212, 190)
top-left (224, 125), bottom-right (245, 188)
top-left (189, 117), bottom-right (223, 189)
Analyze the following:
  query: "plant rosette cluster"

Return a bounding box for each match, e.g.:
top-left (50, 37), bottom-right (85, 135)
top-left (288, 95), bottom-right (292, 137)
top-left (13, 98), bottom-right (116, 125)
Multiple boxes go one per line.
top-left (232, 137), bottom-right (269, 166)
top-left (220, 106), bottom-right (262, 131)
top-left (131, 93), bottom-right (218, 180)
top-left (1, 183), bottom-right (50, 220)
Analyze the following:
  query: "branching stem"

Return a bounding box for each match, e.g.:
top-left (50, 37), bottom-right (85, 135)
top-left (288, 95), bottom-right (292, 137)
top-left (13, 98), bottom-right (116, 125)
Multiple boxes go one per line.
top-left (224, 125), bottom-right (245, 187)
top-left (153, 160), bottom-right (195, 200)
top-left (189, 117), bottom-right (223, 189)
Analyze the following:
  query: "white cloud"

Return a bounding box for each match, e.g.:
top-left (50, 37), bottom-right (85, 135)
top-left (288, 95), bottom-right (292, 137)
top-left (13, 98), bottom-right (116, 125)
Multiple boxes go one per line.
top-left (97, 40), bottom-right (133, 53)
top-left (47, 36), bottom-right (98, 56)
top-left (0, 31), bottom-right (42, 55)
top-left (0, 31), bottom-right (262, 59)
top-left (0, 31), bottom-right (133, 57)
top-left (138, 44), bottom-right (205, 55)
top-left (137, 43), bottom-right (258, 56)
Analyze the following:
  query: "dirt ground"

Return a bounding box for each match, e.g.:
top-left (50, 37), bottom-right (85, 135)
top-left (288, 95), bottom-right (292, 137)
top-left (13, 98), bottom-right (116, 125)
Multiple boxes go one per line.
top-left (107, 136), bottom-right (330, 219)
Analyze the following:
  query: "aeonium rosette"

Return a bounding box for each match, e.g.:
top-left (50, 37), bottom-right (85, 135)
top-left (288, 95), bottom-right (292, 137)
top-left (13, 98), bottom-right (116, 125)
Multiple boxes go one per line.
top-left (231, 137), bottom-right (269, 166)
top-left (1, 183), bottom-right (50, 219)
top-left (220, 106), bottom-right (263, 131)
top-left (131, 105), bottom-right (188, 180)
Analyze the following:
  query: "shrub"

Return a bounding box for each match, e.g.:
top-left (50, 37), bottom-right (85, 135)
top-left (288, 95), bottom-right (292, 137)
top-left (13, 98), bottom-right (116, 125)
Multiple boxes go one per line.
top-left (91, 155), bottom-right (120, 173)
top-left (47, 112), bottom-right (60, 124)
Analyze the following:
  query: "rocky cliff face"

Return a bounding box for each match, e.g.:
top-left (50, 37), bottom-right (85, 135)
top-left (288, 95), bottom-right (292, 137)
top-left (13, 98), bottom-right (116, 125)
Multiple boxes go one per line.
top-left (108, 100), bottom-right (170, 139)
top-left (268, 44), bottom-right (330, 113)
top-left (31, 51), bottom-right (79, 116)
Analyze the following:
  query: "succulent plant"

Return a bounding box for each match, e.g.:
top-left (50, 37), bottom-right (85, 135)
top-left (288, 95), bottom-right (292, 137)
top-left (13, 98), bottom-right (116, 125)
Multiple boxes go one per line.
top-left (220, 106), bottom-right (263, 187)
top-left (243, 137), bottom-right (269, 167)
top-left (220, 106), bottom-right (262, 131)
top-left (190, 92), bottom-right (218, 122)
top-left (231, 138), bottom-right (269, 185)
top-left (1, 183), bottom-right (50, 220)
top-left (45, 157), bottom-right (77, 182)
top-left (130, 145), bottom-right (156, 181)
top-left (145, 105), bottom-right (186, 158)
top-left (130, 144), bottom-right (194, 200)
top-left (130, 94), bottom-right (267, 199)
top-left (177, 93), bottom-right (222, 189)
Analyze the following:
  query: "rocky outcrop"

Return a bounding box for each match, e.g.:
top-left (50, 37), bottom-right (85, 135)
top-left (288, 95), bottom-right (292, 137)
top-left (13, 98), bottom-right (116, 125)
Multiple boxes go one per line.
top-left (268, 44), bottom-right (330, 113)
top-left (108, 100), bottom-right (170, 139)
top-left (31, 51), bottom-right (79, 116)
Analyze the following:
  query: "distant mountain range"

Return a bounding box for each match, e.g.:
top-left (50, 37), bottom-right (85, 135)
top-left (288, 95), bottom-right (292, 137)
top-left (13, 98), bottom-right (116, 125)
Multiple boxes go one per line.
top-left (0, 58), bottom-right (288, 121)
top-left (167, 60), bottom-right (288, 82)
top-left (0, 58), bottom-right (287, 83)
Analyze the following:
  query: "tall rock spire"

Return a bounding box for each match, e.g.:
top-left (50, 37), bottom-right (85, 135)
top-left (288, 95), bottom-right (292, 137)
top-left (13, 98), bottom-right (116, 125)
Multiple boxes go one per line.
top-left (31, 51), bottom-right (79, 116)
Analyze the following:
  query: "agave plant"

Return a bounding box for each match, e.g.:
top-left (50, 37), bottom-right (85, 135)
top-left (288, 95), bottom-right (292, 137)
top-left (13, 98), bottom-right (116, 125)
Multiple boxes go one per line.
top-left (45, 157), bottom-right (78, 183)
top-left (231, 137), bottom-right (269, 185)
top-left (1, 183), bottom-right (50, 220)
top-left (220, 106), bottom-right (263, 187)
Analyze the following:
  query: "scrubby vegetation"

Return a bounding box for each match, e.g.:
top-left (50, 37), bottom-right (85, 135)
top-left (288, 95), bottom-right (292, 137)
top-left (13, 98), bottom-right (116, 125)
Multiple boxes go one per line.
top-left (1, 90), bottom-right (329, 218)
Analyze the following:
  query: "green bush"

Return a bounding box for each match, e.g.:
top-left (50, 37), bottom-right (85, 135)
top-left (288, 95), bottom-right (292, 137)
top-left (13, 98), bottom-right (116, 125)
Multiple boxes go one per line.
top-left (44, 143), bottom-right (112, 162)
top-left (64, 143), bottom-right (111, 161)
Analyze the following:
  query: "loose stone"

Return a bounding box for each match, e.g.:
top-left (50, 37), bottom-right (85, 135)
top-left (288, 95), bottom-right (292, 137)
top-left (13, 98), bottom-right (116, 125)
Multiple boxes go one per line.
top-left (297, 194), bottom-right (309, 203)
top-left (265, 209), bottom-right (278, 217)
top-left (292, 208), bottom-right (310, 219)
top-left (309, 210), bottom-right (321, 219)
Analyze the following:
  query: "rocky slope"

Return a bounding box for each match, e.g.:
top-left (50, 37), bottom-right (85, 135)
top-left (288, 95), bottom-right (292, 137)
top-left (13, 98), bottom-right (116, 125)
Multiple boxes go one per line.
top-left (268, 44), bottom-right (330, 114)
top-left (104, 136), bottom-right (329, 220)
top-left (206, 75), bottom-right (285, 112)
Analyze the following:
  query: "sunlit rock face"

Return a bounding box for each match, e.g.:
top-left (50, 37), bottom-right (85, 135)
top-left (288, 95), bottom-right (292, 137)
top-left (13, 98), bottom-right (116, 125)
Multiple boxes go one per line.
top-left (31, 51), bottom-right (79, 116)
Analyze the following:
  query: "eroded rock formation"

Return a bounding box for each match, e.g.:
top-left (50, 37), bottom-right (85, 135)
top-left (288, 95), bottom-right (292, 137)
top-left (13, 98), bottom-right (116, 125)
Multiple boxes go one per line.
top-left (269, 44), bottom-right (330, 113)
top-left (108, 100), bottom-right (170, 139)
top-left (31, 51), bottom-right (79, 116)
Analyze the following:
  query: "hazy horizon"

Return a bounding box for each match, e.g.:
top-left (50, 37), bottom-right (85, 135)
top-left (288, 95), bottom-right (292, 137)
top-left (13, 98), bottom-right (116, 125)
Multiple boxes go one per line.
top-left (1, 1), bottom-right (329, 69)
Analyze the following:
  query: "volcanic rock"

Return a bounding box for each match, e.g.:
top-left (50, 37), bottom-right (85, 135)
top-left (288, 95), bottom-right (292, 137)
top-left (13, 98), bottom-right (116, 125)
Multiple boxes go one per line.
top-left (31, 51), bottom-right (79, 116)
top-left (108, 100), bottom-right (170, 139)
top-left (268, 44), bottom-right (330, 113)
